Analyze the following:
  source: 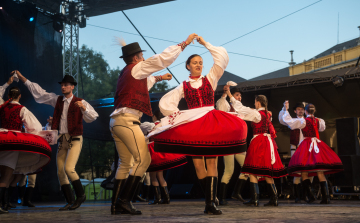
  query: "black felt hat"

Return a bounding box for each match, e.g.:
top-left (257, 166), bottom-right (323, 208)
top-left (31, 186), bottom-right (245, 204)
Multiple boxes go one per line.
top-left (293, 102), bottom-right (305, 110)
top-left (58, 75), bottom-right (77, 86)
top-left (119, 42), bottom-right (145, 58)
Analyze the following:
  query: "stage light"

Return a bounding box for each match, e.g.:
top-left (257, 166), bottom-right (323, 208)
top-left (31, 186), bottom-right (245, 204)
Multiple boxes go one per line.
top-left (29, 17), bottom-right (34, 22)
top-left (332, 75), bottom-right (344, 87)
top-left (0, 7), bottom-right (3, 10)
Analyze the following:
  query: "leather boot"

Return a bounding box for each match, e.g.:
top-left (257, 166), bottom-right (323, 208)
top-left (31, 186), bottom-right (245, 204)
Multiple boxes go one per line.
top-left (294, 184), bottom-right (302, 203)
top-left (23, 187), bottom-right (35, 207)
top-left (264, 184), bottom-right (278, 206)
top-left (117, 175), bottom-right (142, 215)
top-left (0, 187), bottom-right (9, 214)
top-left (18, 185), bottom-right (26, 205)
top-left (320, 181), bottom-right (330, 204)
top-left (111, 179), bottom-right (125, 215)
top-left (69, 179), bottom-right (86, 210)
top-left (204, 177), bottom-right (222, 215)
top-left (149, 186), bottom-right (161, 204)
top-left (133, 183), bottom-right (147, 202)
top-left (231, 179), bottom-right (246, 202)
top-left (7, 187), bottom-right (16, 209)
top-left (243, 182), bottom-right (259, 207)
top-left (199, 178), bottom-right (219, 206)
top-left (303, 179), bottom-right (316, 203)
top-left (2, 188), bottom-right (9, 211)
top-left (160, 186), bottom-right (170, 204)
top-left (218, 183), bottom-right (228, 205)
top-left (59, 184), bottom-right (74, 211)
top-left (141, 185), bottom-right (150, 202)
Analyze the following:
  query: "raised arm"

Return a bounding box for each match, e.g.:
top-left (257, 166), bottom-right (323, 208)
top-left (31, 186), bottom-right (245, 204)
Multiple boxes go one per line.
top-left (229, 97), bottom-right (261, 123)
top-left (159, 84), bottom-right (184, 116)
top-left (74, 100), bottom-right (99, 123)
top-left (281, 101), bottom-right (306, 130)
top-left (196, 37), bottom-right (229, 90)
top-left (132, 34), bottom-right (198, 80)
top-left (0, 76), bottom-right (13, 104)
top-left (20, 107), bottom-right (43, 134)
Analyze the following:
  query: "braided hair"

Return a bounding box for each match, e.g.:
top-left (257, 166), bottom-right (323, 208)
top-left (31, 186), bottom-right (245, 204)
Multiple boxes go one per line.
top-left (255, 95), bottom-right (269, 130)
top-left (8, 87), bottom-right (21, 100)
top-left (305, 103), bottom-right (316, 123)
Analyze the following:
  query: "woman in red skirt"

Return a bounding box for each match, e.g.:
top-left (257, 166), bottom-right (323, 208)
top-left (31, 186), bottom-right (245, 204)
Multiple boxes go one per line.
top-left (141, 111), bottom-right (187, 205)
top-left (287, 103), bottom-right (343, 204)
top-left (147, 36), bottom-right (247, 215)
top-left (241, 95), bottom-right (288, 207)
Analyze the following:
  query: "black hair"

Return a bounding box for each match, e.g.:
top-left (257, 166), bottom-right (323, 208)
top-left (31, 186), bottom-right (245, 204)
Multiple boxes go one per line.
top-left (230, 87), bottom-right (242, 95)
top-left (153, 110), bottom-right (164, 121)
top-left (305, 103), bottom-right (316, 115)
top-left (8, 87), bottom-right (21, 100)
top-left (123, 52), bottom-right (142, 65)
top-left (185, 54), bottom-right (202, 71)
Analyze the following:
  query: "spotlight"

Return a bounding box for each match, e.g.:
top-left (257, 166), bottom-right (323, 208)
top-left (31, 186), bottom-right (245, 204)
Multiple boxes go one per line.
top-left (29, 17), bottom-right (34, 22)
top-left (52, 13), bottom-right (64, 33)
top-left (332, 75), bottom-right (344, 87)
top-left (0, 7), bottom-right (3, 10)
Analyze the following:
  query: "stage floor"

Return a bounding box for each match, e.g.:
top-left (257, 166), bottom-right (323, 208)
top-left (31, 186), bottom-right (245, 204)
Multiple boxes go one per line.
top-left (1, 199), bottom-right (360, 222)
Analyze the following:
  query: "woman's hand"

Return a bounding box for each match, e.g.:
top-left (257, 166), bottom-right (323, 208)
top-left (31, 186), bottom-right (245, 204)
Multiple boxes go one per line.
top-left (196, 36), bottom-right (206, 46)
top-left (161, 73), bottom-right (172, 81)
top-left (185, 33), bottom-right (198, 45)
top-left (7, 76), bottom-right (14, 85)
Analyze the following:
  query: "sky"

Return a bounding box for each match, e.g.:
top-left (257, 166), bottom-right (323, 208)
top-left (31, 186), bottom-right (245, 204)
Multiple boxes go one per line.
top-left (79, 0), bottom-right (360, 87)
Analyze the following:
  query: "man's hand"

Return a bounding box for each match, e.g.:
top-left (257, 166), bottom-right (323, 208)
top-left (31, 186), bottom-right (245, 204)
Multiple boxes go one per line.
top-left (75, 101), bottom-right (86, 111)
top-left (222, 85), bottom-right (229, 97)
top-left (47, 116), bottom-right (53, 126)
top-left (161, 73), bottom-right (172, 81)
top-left (284, 100), bottom-right (289, 110)
top-left (7, 76), bottom-right (14, 85)
top-left (185, 33), bottom-right (198, 45)
top-left (196, 36), bottom-right (206, 46)
top-left (12, 70), bottom-right (27, 83)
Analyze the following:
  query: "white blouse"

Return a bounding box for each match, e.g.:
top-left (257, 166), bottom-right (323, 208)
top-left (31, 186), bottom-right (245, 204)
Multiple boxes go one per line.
top-left (159, 42), bottom-right (229, 116)
top-left (280, 110), bottom-right (326, 132)
top-left (0, 83), bottom-right (42, 134)
top-left (24, 80), bottom-right (99, 135)
top-left (216, 96), bottom-right (261, 123)
top-left (111, 43), bottom-right (185, 118)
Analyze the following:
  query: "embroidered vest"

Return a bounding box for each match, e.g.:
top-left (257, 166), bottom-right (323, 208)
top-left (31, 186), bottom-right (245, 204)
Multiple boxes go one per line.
top-left (183, 77), bottom-right (214, 109)
top-left (251, 110), bottom-right (277, 138)
top-left (0, 103), bottom-right (24, 131)
top-left (114, 63), bottom-right (152, 116)
top-left (302, 117), bottom-right (320, 138)
top-left (51, 96), bottom-right (83, 136)
top-left (290, 129), bottom-right (301, 146)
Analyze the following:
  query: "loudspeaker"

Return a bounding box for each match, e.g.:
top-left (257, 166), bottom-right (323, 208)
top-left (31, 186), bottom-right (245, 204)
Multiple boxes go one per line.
top-left (333, 155), bottom-right (360, 186)
top-left (169, 184), bottom-right (193, 196)
top-left (336, 117), bottom-right (360, 156)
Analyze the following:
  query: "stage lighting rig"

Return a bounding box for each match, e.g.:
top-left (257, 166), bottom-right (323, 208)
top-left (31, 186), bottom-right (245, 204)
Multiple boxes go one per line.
top-left (60, 1), bottom-right (86, 28)
top-left (332, 75), bottom-right (344, 87)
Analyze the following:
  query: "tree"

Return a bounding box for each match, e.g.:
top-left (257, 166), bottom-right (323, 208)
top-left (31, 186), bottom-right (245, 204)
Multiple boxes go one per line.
top-left (149, 81), bottom-right (170, 93)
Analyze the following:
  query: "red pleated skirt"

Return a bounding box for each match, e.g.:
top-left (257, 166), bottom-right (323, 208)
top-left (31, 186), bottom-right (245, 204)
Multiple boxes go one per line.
top-left (288, 137), bottom-right (343, 177)
top-left (242, 135), bottom-right (288, 178)
top-left (153, 110), bottom-right (248, 156)
top-left (147, 142), bottom-right (187, 172)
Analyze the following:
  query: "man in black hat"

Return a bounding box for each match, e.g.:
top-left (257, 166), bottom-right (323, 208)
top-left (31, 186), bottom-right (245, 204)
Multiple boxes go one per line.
top-left (279, 101), bottom-right (308, 203)
top-left (110, 34), bottom-right (197, 215)
top-left (15, 70), bottom-right (99, 211)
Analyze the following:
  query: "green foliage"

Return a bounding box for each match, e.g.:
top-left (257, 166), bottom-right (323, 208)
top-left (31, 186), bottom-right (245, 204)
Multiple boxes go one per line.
top-left (149, 81), bottom-right (170, 93)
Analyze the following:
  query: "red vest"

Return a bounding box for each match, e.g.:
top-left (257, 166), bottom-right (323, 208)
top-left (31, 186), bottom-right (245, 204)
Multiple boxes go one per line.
top-left (51, 96), bottom-right (83, 136)
top-left (114, 63), bottom-right (153, 116)
top-left (0, 103), bottom-right (24, 131)
top-left (290, 129), bottom-right (301, 146)
top-left (183, 77), bottom-right (214, 109)
top-left (251, 110), bottom-right (277, 139)
top-left (302, 117), bottom-right (320, 138)
top-left (229, 104), bottom-right (235, 112)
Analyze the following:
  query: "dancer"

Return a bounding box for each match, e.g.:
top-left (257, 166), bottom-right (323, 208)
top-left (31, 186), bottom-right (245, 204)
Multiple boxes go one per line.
top-left (18, 174), bottom-right (37, 207)
top-left (215, 83), bottom-right (261, 205)
top-left (0, 75), bottom-right (52, 214)
top-left (141, 110), bottom-right (187, 205)
top-left (147, 36), bottom-right (248, 215)
top-left (285, 102), bottom-right (343, 204)
top-left (241, 95), bottom-right (288, 207)
top-left (279, 101), bottom-right (309, 203)
top-left (110, 34), bottom-right (196, 215)
top-left (16, 71), bottom-right (99, 211)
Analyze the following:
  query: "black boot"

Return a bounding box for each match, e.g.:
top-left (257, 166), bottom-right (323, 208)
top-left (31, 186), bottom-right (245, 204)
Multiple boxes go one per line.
top-left (199, 178), bottom-right (219, 206)
top-left (2, 188), bottom-right (9, 211)
top-left (320, 181), bottom-right (330, 204)
top-left (59, 184), bottom-right (74, 211)
top-left (69, 179), bottom-right (86, 210)
top-left (149, 186), bottom-right (161, 204)
top-left (243, 182), bottom-right (259, 207)
top-left (264, 184), bottom-right (278, 206)
top-left (141, 185), bottom-right (150, 202)
top-left (303, 179), bottom-right (316, 203)
top-left (218, 183), bottom-right (228, 205)
top-left (0, 187), bottom-right (9, 214)
top-left (294, 184), bottom-right (302, 203)
top-left (118, 175), bottom-right (142, 215)
top-left (7, 187), bottom-right (16, 209)
top-left (111, 179), bottom-right (126, 215)
top-left (23, 187), bottom-right (35, 207)
top-left (160, 186), bottom-right (170, 204)
top-left (18, 185), bottom-right (26, 205)
top-left (204, 177), bottom-right (222, 215)
top-left (133, 183), bottom-right (147, 202)
top-left (231, 179), bottom-right (246, 202)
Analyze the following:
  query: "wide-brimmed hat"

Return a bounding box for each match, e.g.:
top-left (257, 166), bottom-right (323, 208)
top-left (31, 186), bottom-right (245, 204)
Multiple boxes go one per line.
top-left (119, 42), bottom-right (145, 58)
top-left (293, 102), bottom-right (305, 110)
top-left (58, 75), bottom-right (77, 86)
